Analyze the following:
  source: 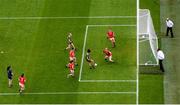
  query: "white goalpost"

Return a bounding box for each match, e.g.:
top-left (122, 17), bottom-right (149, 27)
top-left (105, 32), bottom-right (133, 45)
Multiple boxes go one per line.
top-left (139, 9), bottom-right (159, 65)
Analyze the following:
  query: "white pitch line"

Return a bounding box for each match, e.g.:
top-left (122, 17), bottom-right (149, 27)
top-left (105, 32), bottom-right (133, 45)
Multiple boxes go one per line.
top-left (79, 80), bottom-right (137, 82)
top-left (78, 25), bottom-right (89, 81)
top-left (88, 24), bottom-right (136, 27)
top-left (0, 92), bottom-right (136, 96)
top-left (136, 0), bottom-right (140, 104)
top-left (0, 16), bottom-right (136, 20)
top-left (139, 64), bottom-right (158, 66)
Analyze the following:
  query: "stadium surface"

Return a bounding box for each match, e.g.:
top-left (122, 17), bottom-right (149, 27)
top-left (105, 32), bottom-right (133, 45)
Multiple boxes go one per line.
top-left (0, 0), bottom-right (138, 104)
top-left (0, 0), bottom-right (166, 104)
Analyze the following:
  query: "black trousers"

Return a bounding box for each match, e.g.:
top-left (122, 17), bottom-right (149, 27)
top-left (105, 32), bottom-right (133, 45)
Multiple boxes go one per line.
top-left (159, 60), bottom-right (164, 72)
top-left (166, 27), bottom-right (174, 38)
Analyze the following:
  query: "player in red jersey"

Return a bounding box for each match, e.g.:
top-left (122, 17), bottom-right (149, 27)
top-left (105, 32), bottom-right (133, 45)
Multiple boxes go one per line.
top-left (103, 48), bottom-right (114, 62)
top-left (69, 48), bottom-right (77, 65)
top-left (107, 28), bottom-right (116, 48)
top-left (18, 73), bottom-right (26, 94)
top-left (67, 60), bottom-right (75, 78)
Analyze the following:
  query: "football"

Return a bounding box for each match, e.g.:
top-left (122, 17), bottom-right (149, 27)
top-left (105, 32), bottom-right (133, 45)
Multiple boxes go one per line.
top-left (95, 63), bottom-right (97, 66)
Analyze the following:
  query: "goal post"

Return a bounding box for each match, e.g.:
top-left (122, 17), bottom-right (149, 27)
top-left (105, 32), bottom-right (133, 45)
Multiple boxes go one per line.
top-left (139, 9), bottom-right (159, 66)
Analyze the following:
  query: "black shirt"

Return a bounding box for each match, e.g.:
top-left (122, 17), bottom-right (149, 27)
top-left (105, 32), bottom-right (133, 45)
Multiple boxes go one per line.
top-left (86, 52), bottom-right (91, 61)
top-left (7, 68), bottom-right (13, 79)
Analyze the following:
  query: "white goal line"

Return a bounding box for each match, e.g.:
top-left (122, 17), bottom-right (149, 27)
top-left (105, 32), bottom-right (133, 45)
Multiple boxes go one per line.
top-left (139, 64), bottom-right (158, 66)
top-left (79, 80), bottom-right (137, 82)
top-left (0, 16), bottom-right (136, 20)
top-left (0, 92), bottom-right (136, 96)
top-left (78, 25), bottom-right (88, 81)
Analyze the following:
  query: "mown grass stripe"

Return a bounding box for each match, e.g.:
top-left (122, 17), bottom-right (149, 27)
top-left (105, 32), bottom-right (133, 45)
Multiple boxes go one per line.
top-left (0, 92), bottom-right (136, 95)
top-left (0, 16), bottom-right (136, 20)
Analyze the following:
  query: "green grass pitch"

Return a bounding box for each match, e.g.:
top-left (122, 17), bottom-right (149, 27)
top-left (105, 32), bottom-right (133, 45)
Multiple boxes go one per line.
top-left (80, 25), bottom-right (136, 81)
top-left (0, 0), bottom-right (147, 104)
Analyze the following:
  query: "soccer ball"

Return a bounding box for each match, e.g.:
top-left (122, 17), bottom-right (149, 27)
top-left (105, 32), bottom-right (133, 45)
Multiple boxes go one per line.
top-left (145, 63), bottom-right (148, 65)
top-left (142, 35), bottom-right (145, 38)
top-left (95, 63), bottom-right (97, 66)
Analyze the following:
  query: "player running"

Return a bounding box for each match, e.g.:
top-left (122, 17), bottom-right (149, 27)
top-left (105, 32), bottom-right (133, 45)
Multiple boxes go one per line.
top-left (69, 48), bottom-right (77, 65)
top-left (66, 32), bottom-right (75, 50)
top-left (103, 48), bottom-right (114, 62)
top-left (67, 60), bottom-right (75, 78)
top-left (86, 49), bottom-right (97, 69)
top-left (107, 28), bottom-right (116, 48)
top-left (18, 73), bottom-right (26, 94)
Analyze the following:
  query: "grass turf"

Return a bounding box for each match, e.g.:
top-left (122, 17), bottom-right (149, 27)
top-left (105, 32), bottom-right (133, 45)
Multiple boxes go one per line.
top-left (0, 0), bottom-right (137, 104)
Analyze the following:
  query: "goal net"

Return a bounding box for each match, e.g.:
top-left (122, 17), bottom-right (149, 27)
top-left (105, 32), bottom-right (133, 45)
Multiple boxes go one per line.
top-left (139, 9), bottom-right (158, 66)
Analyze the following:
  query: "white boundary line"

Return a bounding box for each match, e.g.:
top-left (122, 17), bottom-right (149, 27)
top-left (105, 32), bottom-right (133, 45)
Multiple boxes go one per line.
top-left (0, 16), bottom-right (136, 20)
top-left (136, 0), bottom-right (139, 104)
top-left (79, 24), bottom-right (137, 82)
top-left (78, 25), bottom-right (89, 81)
top-left (139, 64), bottom-right (158, 66)
top-left (79, 80), bottom-right (137, 82)
top-left (0, 92), bottom-right (136, 96)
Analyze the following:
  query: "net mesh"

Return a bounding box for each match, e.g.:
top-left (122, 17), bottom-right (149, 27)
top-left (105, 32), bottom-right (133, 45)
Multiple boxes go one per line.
top-left (139, 9), bottom-right (158, 65)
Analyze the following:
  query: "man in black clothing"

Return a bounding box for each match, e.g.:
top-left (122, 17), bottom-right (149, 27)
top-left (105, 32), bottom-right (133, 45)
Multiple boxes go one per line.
top-left (7, 66), bottom-right (13, 87)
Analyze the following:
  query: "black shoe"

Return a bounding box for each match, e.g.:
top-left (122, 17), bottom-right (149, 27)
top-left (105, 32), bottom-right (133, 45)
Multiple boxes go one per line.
top-left (160, 68), bottom-right (164, 72)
